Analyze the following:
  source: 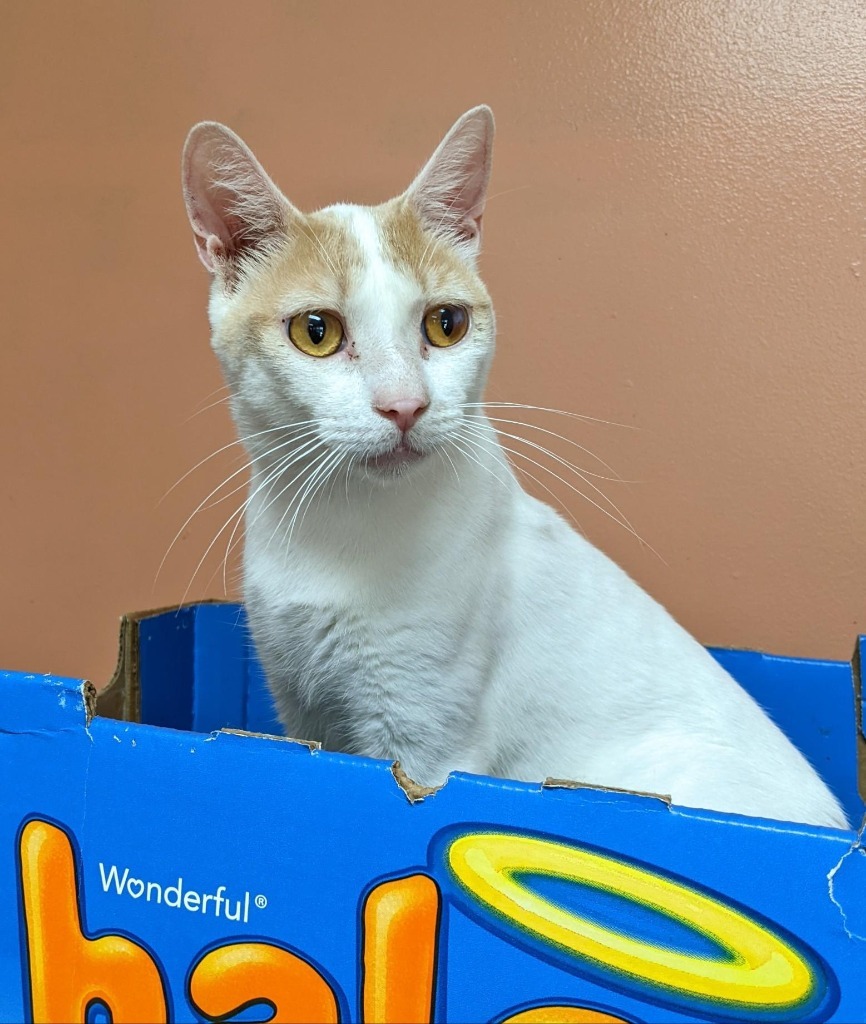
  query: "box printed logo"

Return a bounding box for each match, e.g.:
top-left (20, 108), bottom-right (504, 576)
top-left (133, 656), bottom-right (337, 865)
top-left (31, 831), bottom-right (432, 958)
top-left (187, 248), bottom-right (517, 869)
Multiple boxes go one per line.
top-left (98, 861), bottom-right (263, 923)
top-left (17, 818), bottom-right (832, 1023)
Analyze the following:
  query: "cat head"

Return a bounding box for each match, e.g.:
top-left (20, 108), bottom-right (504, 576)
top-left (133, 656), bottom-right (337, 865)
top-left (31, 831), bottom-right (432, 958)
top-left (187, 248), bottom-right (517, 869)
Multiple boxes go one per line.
top-left (181, 107), bottom-right (495, 481)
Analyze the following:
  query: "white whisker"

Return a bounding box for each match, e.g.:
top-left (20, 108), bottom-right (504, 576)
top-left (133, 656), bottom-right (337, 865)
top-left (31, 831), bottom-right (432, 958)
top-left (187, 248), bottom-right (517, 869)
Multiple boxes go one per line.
top-left (275, 449), bottom-right (342, 557)
top-left (464, 420), bottom-right (638, 532)
top-left (243, 443), bottom-right (331, 553)
top-left (219, 436), bottom-right (326, 591)
top-left (459, 422), bottom-right (660, 558)
top-left (464, 413), bottom-right (628, 481)
top-left (344, 454), bottom-right (355, 506)
top-left (262, 448), bottom-right (334, 555)
top-left (453, 429), bottom-right (581, 531)
top-left (183, 393), bottom-right (233, 422)
top-left (183, 383), bottom-right (232, 422)
top-left (287, 448), bottom-right (348, 549)
top-left (462, 401), bottom-right (634, 430)
top-left (186, 438), bottom-right (329, 601)
top-left (159, 420), bottom-right (319, 504)
top-left (438, 443), bottom-right (461, 485)
top-left (447, 435), bottom-right (513, 493)
top-left (155, 427), bottom-right (321, 588)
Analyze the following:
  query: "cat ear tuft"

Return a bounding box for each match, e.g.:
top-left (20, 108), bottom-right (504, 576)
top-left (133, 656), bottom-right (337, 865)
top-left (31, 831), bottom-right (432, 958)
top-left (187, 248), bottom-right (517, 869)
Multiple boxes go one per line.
top-left (181, 122), bottom-right (291, 276)
top-left (406, 106), bottom-right (495, 259)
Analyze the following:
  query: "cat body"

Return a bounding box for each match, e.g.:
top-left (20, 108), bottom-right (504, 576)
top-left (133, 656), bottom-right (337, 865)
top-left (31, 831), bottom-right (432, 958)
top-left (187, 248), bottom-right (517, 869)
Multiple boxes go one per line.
top-left (182, 108), bottom-right (847, 829)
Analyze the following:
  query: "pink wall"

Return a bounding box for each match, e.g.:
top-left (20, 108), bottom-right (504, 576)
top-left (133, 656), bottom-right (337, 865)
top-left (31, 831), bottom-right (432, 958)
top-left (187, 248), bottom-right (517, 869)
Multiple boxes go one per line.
top-left (2, 1), bottom-right (865, 685)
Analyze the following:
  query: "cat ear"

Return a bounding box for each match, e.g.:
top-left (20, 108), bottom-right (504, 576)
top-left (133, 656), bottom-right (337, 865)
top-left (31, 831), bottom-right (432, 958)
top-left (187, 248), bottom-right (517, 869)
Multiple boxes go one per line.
top-left (406, 105), bottom-right (494, 258)
top-left (182, 122), bottom-right (291, 275)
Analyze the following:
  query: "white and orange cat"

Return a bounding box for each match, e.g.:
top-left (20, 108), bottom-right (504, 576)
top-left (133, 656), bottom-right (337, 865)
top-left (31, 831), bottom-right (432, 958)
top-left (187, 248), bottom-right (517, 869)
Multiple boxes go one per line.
top-left (182, 107), bottom-right (846, 828)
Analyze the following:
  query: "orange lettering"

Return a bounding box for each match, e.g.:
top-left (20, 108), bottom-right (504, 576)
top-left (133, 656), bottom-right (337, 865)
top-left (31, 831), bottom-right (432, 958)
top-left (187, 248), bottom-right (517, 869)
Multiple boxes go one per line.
top-left (189, 941), bottom-right (339, 1023)
top-left (501, 1006), bottom-right (631, 1023)
top-left (362, 874), bottom-right (441, 1024)
top-left (19, 819), bottom-right (167, 1023)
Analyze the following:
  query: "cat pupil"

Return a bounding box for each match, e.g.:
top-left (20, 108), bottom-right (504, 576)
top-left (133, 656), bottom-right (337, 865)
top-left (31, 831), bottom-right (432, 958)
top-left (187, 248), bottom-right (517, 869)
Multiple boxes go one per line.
top-left (439, 308), bottom-right (453, 336)
top-left (307, 314), bottom-right (326, 345)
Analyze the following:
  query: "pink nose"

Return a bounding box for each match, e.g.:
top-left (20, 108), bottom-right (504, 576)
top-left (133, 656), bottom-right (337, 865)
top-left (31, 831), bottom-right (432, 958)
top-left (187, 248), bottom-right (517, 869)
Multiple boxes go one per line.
top-left (375, 398), bottom-right (428, 434)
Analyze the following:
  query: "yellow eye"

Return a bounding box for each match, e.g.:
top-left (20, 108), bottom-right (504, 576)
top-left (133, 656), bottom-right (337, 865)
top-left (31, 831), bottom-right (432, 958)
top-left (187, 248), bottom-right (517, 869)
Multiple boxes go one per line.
top-left (287, 311), bottom-right (344, 357)
top-left (423, 305), bottom-right (469, 348)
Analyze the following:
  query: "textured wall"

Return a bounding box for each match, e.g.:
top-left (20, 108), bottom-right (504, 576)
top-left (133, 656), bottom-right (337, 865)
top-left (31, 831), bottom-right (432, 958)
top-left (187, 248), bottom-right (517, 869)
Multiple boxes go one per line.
top-left (2, 1), bottom-right (865, 685)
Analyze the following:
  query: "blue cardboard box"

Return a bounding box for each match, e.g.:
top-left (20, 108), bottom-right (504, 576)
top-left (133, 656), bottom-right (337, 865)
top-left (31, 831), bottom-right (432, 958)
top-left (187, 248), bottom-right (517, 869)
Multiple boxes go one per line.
top-left (1, 602), bottom-right (864, 1023)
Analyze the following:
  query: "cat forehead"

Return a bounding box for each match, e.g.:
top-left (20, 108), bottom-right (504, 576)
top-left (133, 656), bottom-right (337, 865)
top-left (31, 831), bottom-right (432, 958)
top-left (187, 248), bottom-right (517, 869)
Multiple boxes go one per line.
top-left (242, 198), bottom-right (483, 310)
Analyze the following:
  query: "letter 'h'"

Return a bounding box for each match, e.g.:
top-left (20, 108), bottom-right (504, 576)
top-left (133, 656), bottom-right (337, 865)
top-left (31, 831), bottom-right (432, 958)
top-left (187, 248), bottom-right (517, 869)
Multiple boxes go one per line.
top-left (19, 820), bottom-right (167, 1023)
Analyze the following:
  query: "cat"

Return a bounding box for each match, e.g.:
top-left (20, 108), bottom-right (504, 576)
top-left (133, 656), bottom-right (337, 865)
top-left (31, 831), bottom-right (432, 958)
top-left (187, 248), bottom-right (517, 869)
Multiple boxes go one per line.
top-left (181, 106), bottom-right (848, 830)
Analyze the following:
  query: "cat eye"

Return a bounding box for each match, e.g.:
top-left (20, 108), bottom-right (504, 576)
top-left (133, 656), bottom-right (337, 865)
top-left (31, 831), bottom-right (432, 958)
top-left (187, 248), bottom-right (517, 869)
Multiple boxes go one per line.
top-left (423, 305), bottom-right (469, 348)
top-left (287, 311), bottom-right (344, 357)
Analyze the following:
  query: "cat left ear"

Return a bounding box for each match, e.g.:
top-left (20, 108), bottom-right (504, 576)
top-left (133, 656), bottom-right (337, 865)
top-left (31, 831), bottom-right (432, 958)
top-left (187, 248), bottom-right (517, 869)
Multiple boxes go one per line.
top-left (406, 106), bottom-right (494, 259)
top-left (182, 122), bottom-right (291, 277)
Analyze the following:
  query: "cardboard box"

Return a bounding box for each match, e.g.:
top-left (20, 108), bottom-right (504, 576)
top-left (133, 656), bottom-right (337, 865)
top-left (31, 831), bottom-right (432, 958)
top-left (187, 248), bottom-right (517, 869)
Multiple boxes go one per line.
top-left (1, 601), bottom-right (865, 1023)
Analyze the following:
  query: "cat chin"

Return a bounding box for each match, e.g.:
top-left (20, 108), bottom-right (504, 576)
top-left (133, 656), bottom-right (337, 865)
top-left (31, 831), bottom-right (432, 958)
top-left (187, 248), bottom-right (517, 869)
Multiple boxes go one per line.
top-left (360, 443), bottom-right (425, 480)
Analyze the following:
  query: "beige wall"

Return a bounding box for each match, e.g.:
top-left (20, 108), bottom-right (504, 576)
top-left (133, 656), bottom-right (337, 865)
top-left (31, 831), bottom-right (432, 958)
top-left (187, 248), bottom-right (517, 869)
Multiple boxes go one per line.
top-left (2, 1), bottom-right (865, 686)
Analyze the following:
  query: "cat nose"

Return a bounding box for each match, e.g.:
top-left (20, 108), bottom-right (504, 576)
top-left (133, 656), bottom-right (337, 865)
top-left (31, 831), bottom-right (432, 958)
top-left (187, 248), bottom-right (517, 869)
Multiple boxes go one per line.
top-left (375, 398), bottom-right (429, 434)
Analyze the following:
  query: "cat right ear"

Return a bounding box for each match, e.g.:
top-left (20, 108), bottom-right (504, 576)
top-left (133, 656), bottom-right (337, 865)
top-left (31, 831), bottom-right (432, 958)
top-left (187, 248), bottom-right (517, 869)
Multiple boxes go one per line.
top-left (406, 106), bottom-right (495, 259)
top-left (181, 122), bottom-right (290, 276)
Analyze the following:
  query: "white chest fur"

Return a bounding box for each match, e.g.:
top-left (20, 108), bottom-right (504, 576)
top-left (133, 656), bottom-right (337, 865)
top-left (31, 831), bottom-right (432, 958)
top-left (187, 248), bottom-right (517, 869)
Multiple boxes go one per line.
top-left (243, 448), bottom-right (510, 783)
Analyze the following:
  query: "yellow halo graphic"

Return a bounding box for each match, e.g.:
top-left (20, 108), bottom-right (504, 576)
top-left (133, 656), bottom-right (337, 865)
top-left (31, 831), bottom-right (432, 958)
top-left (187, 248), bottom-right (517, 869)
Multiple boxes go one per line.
top-left (447, 833), bottom-right (818, 1014)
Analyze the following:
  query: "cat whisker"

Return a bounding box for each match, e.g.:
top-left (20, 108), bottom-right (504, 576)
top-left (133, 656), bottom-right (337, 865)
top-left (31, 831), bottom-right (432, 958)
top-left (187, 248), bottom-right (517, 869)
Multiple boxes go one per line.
top-left (269, 449), bottom-right (341, 559)
top-left (224, 439), bottom-right (331, 565)
top-left (192, 437), bottom-right (329, 600)
top-left (213, 461), bottom-right (296, 594)
top-left (462, 401), bottom-right (634, 431)
top-left (482, 184), bottom-right (533, 205)
top-left (324, 451), bottom-right (346, 507)
top-left (180, 502), bottom-right (246, 606)
top-left (438, 443), bottom-right (462, 485)
top-left (452, 429), bottom-right (582, 531)
top-left (219, 437), bottom-right (328, 592)
top-left (193, 445), bottom-right (312, 599)
top-left (206, 429), bottom-right (322, 515)
top-left (183, 383), bottom-right (233, 423)
top-left (191, 382), bottom-right (232, 408)
top-left (460, 422), bottom-right (660, 558)
top-left (463, 420), bottom-right (638, 533)
top-left (260, 447), bottom-right (335, 556)
top-left (461, 420), bottom-right (625, 528)
top-left (464, 413), bottom-right (629, 481)
top-left (344, 453), bottom-right (355, 506)
top-left (447, 435), bottom-right (515, 494)
top-left (183, 393), bottom-right (234, 422)
top-left (159, 420), bottom-right (320, 504)
top-left (156, 428), bottom-right (321, 588)
top-left (285, 448), bottom-right (348, 551)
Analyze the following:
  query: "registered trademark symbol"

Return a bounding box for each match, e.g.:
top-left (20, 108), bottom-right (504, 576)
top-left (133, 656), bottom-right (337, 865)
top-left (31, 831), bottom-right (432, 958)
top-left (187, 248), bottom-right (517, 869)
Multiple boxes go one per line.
top-left (255, 894), bottom-right (267, 909)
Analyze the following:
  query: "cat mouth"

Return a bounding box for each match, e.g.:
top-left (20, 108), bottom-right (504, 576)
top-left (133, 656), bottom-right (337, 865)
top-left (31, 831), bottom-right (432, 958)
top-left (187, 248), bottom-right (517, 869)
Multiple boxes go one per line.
top-left (365, 441), bottom-right (425, 472)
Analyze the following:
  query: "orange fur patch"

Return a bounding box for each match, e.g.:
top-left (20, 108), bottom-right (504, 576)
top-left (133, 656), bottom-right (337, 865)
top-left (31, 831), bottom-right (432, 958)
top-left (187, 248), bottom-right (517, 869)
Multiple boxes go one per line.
top-left (215, 197), bottom-right (492, 357)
